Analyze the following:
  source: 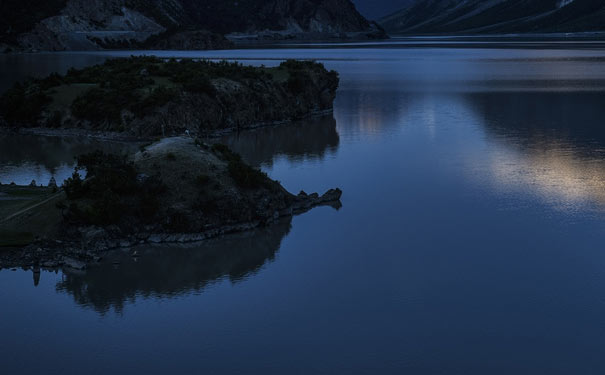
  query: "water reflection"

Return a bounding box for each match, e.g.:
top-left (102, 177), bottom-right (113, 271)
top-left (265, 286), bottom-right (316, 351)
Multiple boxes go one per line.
top-left (221, 116), bottom-right (339, 167)
top-left (334, 88), bottom-right (416, 138)
top-left (56, 220), bottom-right (292, 314)
top-left (468, 92), bottom-right (605, 211)
top-left (0, 134), bottom-right (139, 185)
top-left (0, 53), bottom-right (109, 93)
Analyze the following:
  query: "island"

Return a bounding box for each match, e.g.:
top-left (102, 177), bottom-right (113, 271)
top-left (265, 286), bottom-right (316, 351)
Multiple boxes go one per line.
top-left (0, 56), bottom-right (339, 139)
top-left (0, 136), bottom-right (342, 270)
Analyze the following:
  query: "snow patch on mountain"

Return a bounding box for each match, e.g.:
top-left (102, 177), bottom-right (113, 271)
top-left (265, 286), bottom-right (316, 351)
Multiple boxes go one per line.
top-left (558, 0), bottom-right (575, 8)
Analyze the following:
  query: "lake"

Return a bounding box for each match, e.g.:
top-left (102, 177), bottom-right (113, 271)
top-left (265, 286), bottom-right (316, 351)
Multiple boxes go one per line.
top-left (2, 42), bottom-right (605, 374)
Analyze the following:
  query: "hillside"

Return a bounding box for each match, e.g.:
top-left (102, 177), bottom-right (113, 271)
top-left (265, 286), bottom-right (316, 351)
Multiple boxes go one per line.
top-left (1, 0), bottom-right (385, 52)
top-left (380, 0), bottom-right (605, 34)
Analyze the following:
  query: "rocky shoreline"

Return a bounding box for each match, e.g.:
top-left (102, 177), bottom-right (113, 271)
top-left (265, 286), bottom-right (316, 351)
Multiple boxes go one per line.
top-left (0, 137), bottom-right (343, 271)
top-left (0, 189), bottom-right (341, 271)
top-left (0, 108), bottom-right (335, 141)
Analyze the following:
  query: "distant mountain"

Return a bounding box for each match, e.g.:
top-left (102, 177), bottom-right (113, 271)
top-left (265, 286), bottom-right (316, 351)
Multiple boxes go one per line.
top-left (380, 0), bottom-right (605, 34)
top-left (352, 0), bottom-right (413, 20)
top-left (0, 0), bottom-right (385, 52)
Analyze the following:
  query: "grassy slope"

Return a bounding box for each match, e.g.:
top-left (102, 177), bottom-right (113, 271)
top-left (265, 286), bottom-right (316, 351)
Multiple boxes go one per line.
top-left (0, 186), bottom-right (64, 246)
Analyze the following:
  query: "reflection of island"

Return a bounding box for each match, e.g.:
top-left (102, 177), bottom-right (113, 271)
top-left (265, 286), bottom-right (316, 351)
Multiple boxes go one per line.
top-left (55, 220), bottom-right (292, 314)
top-left (468, 92), bottom-right (605, 209)
top-left (0, 134), bottom-right (139, 185)
top-left (221, 116), bottom-right (339, 167)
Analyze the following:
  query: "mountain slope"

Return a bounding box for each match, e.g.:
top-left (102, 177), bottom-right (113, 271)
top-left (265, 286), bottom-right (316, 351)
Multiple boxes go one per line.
top-left (1, 0), bottom-right (385, 52)
top-left (380, 0), bottom-right (605, 34)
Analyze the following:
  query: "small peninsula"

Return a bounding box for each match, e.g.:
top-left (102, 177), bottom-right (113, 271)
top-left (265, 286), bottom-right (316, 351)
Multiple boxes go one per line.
top-left (0, 56), bottom-right (339, 139)
top-left (0, 137), bottom-right (342, 270)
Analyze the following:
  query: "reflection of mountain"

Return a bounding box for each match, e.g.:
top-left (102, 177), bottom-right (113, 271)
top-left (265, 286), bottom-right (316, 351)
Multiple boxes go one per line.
top-left (221, 116), bottom-right (339, 167)
top-left (56, 221), bottom-right (291, 314)
top-left (334, 88), bottom-right (415, 137)
top-left (470, 92), bottom-right (605, 156)
top-left (467, 91), bottom-right (605, 209)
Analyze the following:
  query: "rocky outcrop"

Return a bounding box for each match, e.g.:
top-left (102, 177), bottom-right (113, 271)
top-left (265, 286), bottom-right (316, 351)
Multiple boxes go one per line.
top-left (1, 0), bottom-right (385, 52)
top-left (145, 30), bottom-right (233, 50)
top-left (223, 0), bottom-right (387, 40)
top-left (7, 0), bottom-right (168, 51)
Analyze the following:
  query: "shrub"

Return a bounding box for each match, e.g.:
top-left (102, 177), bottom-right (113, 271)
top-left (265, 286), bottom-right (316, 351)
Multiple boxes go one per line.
top-left (71, 88), bottom-right (139, 125)
top-left (195, 174), bottom-right (210, 185)
top-left (211, 143), bottom-right (271, 189)
top-left (287, 71), bottom-right (309, 94)
top-left (0, 83), bottom-right (51, 125)
top-left (63, 171), bottom-right (86, 200)
top-left (182, 74), bottom-right (215, 95)
top-left (135, 86), bottom-right (177, 115)
top-left (63, 151), bottom-right (166, 227)
top-left (46, 110), bottom-right (63, 128)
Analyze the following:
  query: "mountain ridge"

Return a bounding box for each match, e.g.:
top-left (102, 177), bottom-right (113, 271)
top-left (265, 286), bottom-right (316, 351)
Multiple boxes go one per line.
top-left (380, 0), bottom-right (605, 34)
top-left (1, 0), bottom-right (385, 52)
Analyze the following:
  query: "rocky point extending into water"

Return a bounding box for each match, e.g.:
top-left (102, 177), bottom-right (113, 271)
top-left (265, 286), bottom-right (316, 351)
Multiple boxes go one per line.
top-left (0, 56), bottom-right (339, 139)
top-left (0, 137), bottom-right (342, 270)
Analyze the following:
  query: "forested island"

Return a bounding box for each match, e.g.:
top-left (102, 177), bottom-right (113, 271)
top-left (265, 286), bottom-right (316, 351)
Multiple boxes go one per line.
top-left (0, 56), bottom-right (339, 138)
top-left (0, 137), bottom-right (341, 270)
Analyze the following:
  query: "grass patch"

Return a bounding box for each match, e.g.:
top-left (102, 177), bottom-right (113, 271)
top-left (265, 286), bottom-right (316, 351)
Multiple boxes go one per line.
top-left (211, 144), bottom-right (275, 189)
top-left (63, 151), bottom-right (166, 228)
top-left (0, 231), bottom-right (35, 247)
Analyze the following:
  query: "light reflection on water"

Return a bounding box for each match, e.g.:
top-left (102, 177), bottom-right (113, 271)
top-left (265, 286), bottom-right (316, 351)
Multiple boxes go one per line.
top-left (2, 45), bottom-right (605, 373)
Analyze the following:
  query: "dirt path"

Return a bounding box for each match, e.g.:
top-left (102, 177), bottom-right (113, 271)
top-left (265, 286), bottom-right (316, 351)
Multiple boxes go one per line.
top-left (0, 191), bottom-right (64, 224)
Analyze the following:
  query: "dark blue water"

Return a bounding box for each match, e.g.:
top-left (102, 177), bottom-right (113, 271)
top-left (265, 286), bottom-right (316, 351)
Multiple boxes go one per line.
top-left (2, 45), bottom-right (605, 374)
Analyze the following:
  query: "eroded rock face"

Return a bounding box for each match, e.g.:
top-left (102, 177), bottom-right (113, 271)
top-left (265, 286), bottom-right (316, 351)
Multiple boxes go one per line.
top-left (1, 0), bottom-right (386, 52)
top-left (146, 30), bottom-right (233, 50)
top-left (12, 0), bottom-right (167, 51)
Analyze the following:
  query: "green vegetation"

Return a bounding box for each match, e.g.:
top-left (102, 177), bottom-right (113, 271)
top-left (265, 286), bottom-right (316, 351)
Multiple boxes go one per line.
top-left (195, 174), bottom-right (210, 185)
top-left (63, 151), bottom-right (165, 228)
top-left (0, 231), bottom-right (35, 247)
top-left (0, 186), bottom-right (57, 218)
top-left (211, 144), bottom-right (275, 189)
top-left (0, 83), bottom-right (51, 125)
top-left (0, 185), bottom-right (63, 246)
top-left (283, 60), bottom-right (339, 94)
top-left (0, 57), bottom-right (338, 137)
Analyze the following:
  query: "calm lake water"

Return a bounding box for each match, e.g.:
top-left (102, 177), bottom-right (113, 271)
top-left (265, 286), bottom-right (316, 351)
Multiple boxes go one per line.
top-left (2, 43), bottom-right (605, 374)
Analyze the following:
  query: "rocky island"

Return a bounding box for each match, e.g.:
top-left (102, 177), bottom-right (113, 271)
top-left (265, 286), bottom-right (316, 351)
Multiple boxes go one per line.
top-left (0, 136), bottom-right (342, 270)
top-left (0, 56), bottom-right (339, 138)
